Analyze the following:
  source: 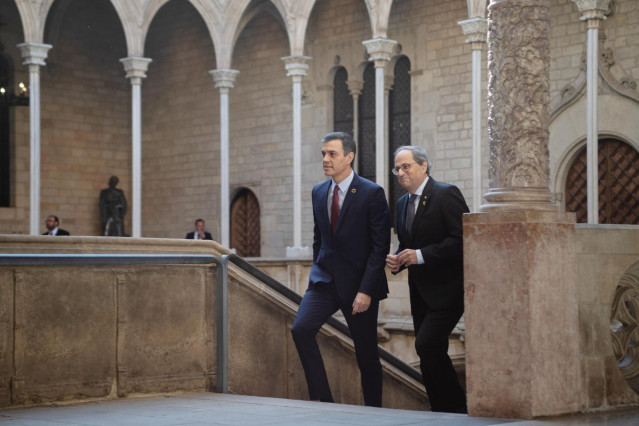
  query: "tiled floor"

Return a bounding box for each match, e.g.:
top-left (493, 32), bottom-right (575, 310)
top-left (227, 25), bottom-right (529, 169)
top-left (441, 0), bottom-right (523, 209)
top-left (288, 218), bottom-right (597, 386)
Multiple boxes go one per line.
top-left (1, 392), bottom-right (638, 426)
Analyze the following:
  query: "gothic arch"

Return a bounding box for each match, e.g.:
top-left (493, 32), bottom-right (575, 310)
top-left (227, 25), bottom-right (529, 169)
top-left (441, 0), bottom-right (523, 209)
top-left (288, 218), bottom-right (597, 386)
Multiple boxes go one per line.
top-left (551, 93), bottom-right (639, 207)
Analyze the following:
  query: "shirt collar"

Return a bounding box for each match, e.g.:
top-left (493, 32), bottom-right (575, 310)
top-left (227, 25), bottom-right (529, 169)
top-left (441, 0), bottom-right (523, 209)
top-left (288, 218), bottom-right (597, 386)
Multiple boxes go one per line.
top-left (413, 176), bottom-right (429, 197)
top-left (332, 170), bottom-right (354, 192)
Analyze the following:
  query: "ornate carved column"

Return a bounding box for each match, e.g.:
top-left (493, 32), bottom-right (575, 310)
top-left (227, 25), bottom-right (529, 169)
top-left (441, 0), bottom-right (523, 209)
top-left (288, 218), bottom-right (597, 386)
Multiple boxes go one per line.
top-left (347, 79), bottom-right (363, 147)
top-left (282, 56), bottom-right (312, 258)
top-left (120, 57), bottom-right (152, 238)
top-left (17, 42), bottom-right (52, 235)
top-left (481, 0), bottom-right (556, 212)
top-left (363, 38), bottom-right (396, 195)
top-left (463, 1), bottom-right (580, 419)
top-left (572, 0), bottom-right (610, 223)
top-left (210, 68), bottom-right (239, 249)
top-left (458, 17), bottom-right (487, 212)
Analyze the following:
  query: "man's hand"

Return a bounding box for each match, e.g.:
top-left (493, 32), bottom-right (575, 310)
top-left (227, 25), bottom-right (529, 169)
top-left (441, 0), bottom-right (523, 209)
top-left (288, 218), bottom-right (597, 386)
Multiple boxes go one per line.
top-left (397, 249), bottom-right (419, 267)
top-left (386, 254), bottom-right (401, 273)
top-left (352, 292), bottom-right (371, 315)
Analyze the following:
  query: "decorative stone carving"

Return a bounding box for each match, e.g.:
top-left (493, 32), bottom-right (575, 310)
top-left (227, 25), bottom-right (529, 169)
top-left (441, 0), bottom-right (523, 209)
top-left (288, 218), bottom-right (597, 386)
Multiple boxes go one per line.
top-left (458, 17), bottom-right (488, 45)
top-left (17, 42), bottom-right (52, 66)
top-left (209, 68), bottom-right (239, 90)
top-left (483, 0), bottom-right (555, 211)
top-left (610, 262), bottom-right (639, 394)
top-left (572, 0), bottom-right (611, 21)
top-left (119, 57), bottom-right (152, 80)
top-left (362, 38), bottom-right (397, 67)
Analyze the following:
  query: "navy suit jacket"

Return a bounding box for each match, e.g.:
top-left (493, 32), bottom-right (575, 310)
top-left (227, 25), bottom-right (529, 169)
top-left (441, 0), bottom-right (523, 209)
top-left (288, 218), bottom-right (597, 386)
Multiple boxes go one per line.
top-left (395, 177), bottom-right (469, 310)
top-left (308, 173), bottom-right (390, 305)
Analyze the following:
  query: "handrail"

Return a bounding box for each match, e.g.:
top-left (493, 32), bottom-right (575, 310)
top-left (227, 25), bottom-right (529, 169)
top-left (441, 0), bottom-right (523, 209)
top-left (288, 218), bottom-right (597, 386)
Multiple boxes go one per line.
top-left (225, 253), bottom-right (424, 384)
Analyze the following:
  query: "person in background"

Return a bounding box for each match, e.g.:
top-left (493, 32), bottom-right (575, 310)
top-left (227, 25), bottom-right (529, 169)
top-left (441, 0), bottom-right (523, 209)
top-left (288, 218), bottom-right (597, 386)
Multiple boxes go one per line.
top-left (43, 215), bottom-right (70, 236)
top-left (185, 218), bottom-right (213, 240)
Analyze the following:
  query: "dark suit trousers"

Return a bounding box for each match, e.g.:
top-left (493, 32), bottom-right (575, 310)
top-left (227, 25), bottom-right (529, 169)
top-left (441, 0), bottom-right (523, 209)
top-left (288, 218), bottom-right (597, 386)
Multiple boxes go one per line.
top-left (412, 303), bottom-right (466, 413)
top-left (291, 282), bottom-right (382, 407)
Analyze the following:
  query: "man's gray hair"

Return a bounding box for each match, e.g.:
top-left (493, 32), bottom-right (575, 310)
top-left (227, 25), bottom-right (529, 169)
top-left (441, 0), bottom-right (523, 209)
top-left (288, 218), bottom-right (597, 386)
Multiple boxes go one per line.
top-left (394, 145), bottom-right (431, 174)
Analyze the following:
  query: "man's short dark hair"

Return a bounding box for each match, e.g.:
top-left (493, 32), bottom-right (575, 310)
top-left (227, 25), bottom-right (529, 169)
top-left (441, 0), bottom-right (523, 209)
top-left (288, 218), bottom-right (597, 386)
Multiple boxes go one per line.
top-left (322, 132), bottom-right (357, 163)
top-left (195, 218), bottom-right (205, 225)
top-left (49, 215), bottom-right (60, 224)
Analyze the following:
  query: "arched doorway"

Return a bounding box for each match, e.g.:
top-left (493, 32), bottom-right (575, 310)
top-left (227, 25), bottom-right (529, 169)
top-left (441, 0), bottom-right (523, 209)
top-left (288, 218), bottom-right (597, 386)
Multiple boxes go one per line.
top-left (230, 188), bottom-right (261, 257)
top-left (565, 138), bottom-right (639, 224)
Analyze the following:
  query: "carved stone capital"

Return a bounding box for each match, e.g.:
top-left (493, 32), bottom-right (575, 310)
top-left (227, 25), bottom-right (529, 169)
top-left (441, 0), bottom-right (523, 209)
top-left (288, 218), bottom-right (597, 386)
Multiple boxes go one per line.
top-left (458, 17), bottom-right (488, 44)
top-left (281, 56), bottom-right (312, 78)
top-left (17, 42), bottom-right (52, 67)
top-left (209, 68), bottom-right (240, 89)
top-left (363, 38), bottom-right (397, 66)
top-left (572, 0), bottom-right (611, 21)
top-left (119, 57), bottom-right (152, 79)
top-left (347, 79), bottom-right (363, 96)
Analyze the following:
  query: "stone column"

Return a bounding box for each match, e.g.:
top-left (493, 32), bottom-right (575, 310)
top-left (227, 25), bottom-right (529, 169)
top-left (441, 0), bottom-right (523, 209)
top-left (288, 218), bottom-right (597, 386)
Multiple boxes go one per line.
top-left (210, 68), bottom-right (239, 249)
top-left (347, 79), bottom-right (363, 146)
top-left (282, 56), bottom-right (312, 258)
top-left (363, 38), bottom-right (396, 195)
top-left (17, 42), bottom-right (51, 235)
top-left (120, 57), bottom-right (152, 238)
top-left (458, 17), bottom-right (487, 212)
top-left (572, 0), bottom-right (610, 224)
top-left (480, 0), bottom-right (556, 212)
top-left (463, 1), bottom-right (580, 419)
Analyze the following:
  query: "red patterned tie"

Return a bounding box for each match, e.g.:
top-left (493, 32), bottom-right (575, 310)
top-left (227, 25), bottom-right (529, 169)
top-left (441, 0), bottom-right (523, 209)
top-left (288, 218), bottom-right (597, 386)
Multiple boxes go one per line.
top-left (331, 184), bottom-right (340, 233)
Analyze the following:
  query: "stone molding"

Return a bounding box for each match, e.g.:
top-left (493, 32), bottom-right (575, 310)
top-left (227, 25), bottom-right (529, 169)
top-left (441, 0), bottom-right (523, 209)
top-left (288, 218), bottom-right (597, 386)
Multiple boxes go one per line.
top-left (281, 56), bottom-right (312, 78)
top-left (551, 45), bottom-right (639, 119)
top-left (572, 0), bottom-right (611, 21)
top-left (362, 37), bottom-right (397, 67)
top-left (485, 0), bottom-right (553, 210)
top-left (119, 57), bottom-right (152, 80)
top-left (347, 79), bottom-right (363, 97)
top-left (209, 68), bottom-right (240, 89)
top-left (17, 42), bottom-right (52, 66)
top-left (458, 17), bottom-right (488, 45)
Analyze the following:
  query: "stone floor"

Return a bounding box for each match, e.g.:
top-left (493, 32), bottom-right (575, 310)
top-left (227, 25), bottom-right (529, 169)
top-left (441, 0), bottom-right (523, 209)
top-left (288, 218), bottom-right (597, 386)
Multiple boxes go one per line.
top-left (1, 392), bottom-right (638, 425)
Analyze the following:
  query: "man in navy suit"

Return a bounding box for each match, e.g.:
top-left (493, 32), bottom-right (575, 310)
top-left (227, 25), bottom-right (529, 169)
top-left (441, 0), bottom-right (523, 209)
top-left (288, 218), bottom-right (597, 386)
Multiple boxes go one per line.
top-left (291, 132), bottom-right (390, 407)
top-left (386, 146), bottom-right (469, 413)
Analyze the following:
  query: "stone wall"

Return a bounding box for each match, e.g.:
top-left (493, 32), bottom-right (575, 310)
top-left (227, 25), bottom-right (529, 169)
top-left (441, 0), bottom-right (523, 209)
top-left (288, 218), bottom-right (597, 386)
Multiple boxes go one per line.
top-left (0, 236), bottom-right (428, 410)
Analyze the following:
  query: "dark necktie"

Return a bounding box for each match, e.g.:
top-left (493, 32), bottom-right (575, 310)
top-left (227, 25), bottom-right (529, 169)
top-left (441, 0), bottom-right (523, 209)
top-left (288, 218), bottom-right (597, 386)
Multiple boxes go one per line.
top-left (331, 184), bottom-right (340, 233)
top-left (406, 194), bottom-right (418, 233)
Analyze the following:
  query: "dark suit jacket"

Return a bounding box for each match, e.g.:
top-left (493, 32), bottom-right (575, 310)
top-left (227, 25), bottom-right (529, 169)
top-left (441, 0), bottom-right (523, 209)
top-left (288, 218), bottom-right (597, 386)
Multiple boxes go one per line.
top-left (308, 173), bottom-right (391, 305)
top-left (43, 229), bottom-right (70, 236)
top-left (395, 177), bottom-right (469, 310)
top-left (185, 231), bottom-right (213, 240)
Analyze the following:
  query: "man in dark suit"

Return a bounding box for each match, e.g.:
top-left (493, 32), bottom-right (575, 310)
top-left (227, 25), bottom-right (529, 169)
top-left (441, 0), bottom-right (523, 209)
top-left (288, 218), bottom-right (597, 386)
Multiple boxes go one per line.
top-left (43, 215), bottom-right (70, 236)
top-left (386, 146), bottom-right (469, 413)
top-left (291, 132), bottom-right (390, 407)
top-left (185, 218), bottom-right (213, 240)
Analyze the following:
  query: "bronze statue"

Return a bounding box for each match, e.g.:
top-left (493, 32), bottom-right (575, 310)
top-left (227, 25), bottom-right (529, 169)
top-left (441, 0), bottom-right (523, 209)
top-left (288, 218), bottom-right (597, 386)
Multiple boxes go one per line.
top-left (100, 176), bottom-right (127, 236)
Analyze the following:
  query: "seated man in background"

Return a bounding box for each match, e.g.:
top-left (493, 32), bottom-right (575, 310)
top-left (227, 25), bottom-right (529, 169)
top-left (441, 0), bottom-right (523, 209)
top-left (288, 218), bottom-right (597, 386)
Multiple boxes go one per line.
top-left (185, 218), bottom-right (213, 240)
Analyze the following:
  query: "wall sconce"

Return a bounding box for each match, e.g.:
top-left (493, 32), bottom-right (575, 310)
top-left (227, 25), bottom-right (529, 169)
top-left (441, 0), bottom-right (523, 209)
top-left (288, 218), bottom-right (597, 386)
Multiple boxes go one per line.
top-left (0, 82), bottom-right (29, 107)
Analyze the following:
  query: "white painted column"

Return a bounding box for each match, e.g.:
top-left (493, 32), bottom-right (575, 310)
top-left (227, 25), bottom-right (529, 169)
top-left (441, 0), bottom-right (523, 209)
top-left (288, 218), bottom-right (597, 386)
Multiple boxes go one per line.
top-left (120, 57), bottom-right (152, 238)
top-left (210, 69), bottom-right (239, 249)
top-left (282, 56), bottom-right (312, 258)
top-left (18, 42), bottom-right (51, 235)
top-left (347, 80), bottom-right (363, 146)
top-left (459, 17), bottom-right (488, 212)
top-left (363, 38), bottom-right (396, 195)
top-left (573, 0), bottom-right (609, 224)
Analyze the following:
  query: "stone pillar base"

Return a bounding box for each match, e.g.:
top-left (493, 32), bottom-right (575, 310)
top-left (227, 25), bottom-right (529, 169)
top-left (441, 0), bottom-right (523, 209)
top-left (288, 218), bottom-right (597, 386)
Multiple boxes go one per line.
top-left (463, 211), bottom-right (580, 419)
top-left (480, 188), bottom-right (558, 212)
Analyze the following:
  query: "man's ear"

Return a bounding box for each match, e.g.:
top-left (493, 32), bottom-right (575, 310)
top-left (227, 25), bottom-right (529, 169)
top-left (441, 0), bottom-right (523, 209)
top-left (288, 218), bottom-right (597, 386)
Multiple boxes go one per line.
top-left (347, 152), bottom-right (355, 165)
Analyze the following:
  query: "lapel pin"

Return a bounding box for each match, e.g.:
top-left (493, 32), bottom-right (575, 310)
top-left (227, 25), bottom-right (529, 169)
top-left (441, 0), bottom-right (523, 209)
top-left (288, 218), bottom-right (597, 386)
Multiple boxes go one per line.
top-left (351, 188), bottom-right (357, 193)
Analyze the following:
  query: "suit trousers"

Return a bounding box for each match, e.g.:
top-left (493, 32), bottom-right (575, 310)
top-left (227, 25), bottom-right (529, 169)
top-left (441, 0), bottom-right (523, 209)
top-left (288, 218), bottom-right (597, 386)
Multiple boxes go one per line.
top-left (412, 302), bottom-right (466, 413)
top-left (291, 282), bottom-right (382, 407)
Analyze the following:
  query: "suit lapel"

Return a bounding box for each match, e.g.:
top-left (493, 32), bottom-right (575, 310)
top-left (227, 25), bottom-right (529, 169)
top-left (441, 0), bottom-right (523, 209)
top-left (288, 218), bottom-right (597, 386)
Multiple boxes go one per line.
top-left (397, 193), bottom-right (410, 242)
top-left (410, 177), bottom-right (435, 234)
top-left (317, 180), bottom-right (332, 233)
